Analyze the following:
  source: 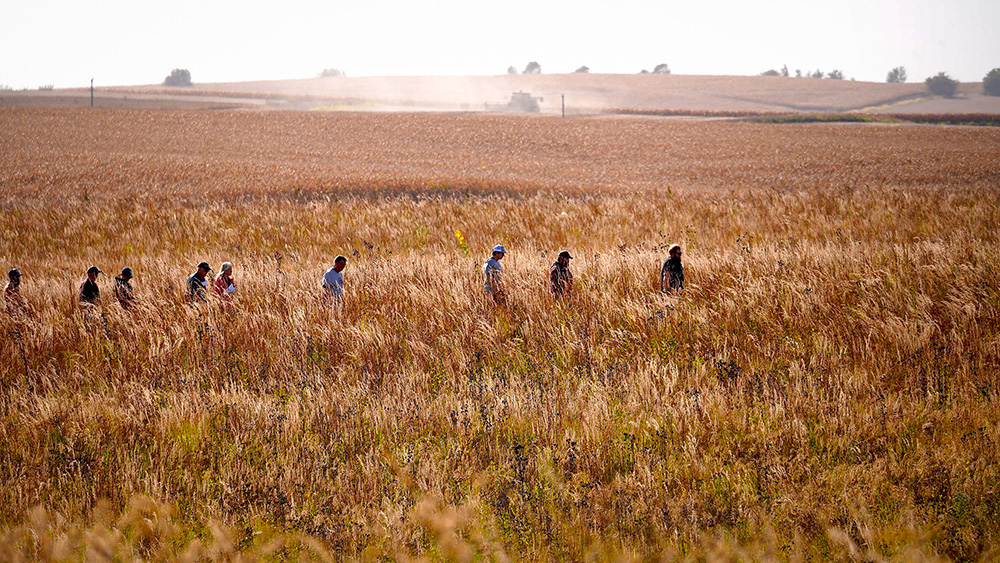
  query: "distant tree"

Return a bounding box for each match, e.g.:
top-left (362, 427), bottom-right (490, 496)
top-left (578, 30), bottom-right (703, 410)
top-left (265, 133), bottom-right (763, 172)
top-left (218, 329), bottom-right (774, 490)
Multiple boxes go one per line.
top-left (925, 72), bottom-right (959, 97)
top-left (761, 69), bottom-right (781, 77)
top-left (810, 69), bottom-right (824, 79)
top-left (163, 69), bottom-right (192, 87)
top-left (319, 68), bottom-right (344, 78)
top-left (983, 68), bottom-right (1000, 96)
top-left (640, 69), bottom-right (650, 74)
top-left (652, 63), bottom-right (671, 75)
top-left (827, 69), bottom-right (844, 80)
top-left (38, 84), bottom-right (54, 91)
top-left (781, 65), bottom-right (789, 77)
top-left (795, 69), bottom-right (802, 78)
top-left (507, 66), bottom-right (518, 75)
top-left (574, 66), bottom-right (590, 73)
top-left (886, 66), bottom-right (907, 83)
top-left (523, 61), bottom-right (541, 74)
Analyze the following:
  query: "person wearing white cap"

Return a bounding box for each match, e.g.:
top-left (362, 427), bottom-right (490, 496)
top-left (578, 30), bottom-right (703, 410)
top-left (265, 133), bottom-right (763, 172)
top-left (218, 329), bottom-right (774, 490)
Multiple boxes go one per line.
top-left (483, 245), bottom-right (506, 303)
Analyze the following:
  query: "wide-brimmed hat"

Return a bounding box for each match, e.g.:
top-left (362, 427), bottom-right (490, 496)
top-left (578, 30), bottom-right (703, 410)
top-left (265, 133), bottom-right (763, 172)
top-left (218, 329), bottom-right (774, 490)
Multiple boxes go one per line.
top-left (492, 245), bottom-right (507, 254)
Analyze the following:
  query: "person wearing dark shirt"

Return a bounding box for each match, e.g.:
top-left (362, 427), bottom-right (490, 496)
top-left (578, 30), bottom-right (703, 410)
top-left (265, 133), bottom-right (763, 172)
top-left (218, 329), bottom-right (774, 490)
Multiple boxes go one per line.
top-left (5, 268), bottom-right (25, 316)
top-left (187, 262), bottom-right (212, 302)
top-left (114, 267), bottom-right (135, 308)
top-left (550, 251), bottom-right (574, 299)
top-left (80, 266), bottom-right (102, 304)
top-left (660, 244), bottom-right (684, 293)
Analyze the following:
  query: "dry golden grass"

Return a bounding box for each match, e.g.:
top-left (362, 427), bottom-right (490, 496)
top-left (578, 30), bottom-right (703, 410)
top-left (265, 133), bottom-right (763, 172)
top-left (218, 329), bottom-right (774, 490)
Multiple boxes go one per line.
top-left (1, 107), bottom-right (999, 561)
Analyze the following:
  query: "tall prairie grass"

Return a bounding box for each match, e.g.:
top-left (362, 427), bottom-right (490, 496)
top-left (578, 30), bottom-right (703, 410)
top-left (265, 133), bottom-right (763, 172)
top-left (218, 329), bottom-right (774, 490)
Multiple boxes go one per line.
top-left (1, 108), bottom-right (999, 561)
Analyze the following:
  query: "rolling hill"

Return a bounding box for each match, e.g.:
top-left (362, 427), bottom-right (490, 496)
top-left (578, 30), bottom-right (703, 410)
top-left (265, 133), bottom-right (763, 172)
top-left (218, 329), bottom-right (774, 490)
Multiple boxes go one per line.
top-left (2, 74), bottom-right (997, 115)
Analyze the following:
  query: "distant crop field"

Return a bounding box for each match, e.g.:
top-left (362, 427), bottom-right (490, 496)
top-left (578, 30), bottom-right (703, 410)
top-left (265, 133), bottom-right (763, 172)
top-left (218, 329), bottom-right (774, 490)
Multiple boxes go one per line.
top-left (1, 107), bottom-right (999, 561)
top-left (174, 74), bottom-right (936, 113)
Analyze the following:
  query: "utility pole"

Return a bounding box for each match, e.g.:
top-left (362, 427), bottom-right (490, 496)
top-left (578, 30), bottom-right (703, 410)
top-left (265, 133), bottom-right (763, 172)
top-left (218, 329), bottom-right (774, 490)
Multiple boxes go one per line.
top-left (561, 94), bottom-right (565, 118)
top-left (90, 78), bottom-right (94, 107)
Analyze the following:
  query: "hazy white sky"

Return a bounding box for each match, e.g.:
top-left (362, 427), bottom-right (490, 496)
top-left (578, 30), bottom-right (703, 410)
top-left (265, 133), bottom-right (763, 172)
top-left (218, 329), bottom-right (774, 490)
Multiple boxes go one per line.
top-left (2, 0), bottom-right (997, 88)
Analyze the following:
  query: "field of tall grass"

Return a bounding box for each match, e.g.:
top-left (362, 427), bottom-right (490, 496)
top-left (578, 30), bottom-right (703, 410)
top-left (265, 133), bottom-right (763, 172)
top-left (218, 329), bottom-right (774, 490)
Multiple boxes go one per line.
top-left (1, 107), bottom-right (999, 561)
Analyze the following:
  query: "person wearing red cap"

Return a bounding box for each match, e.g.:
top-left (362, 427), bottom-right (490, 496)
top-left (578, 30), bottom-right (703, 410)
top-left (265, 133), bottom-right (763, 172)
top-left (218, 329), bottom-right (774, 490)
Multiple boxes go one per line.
top-left (80, 266), bottom-right (102, 304)
top-left (550, 251), bottom-right (574, 299)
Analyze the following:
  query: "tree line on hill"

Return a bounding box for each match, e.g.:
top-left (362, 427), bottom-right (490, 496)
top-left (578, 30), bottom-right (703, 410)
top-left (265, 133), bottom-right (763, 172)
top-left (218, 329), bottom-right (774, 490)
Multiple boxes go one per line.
top-left (756, 64), bottom-right (1000, 98)
top-left (158, 65), bottom-right (1000, 98)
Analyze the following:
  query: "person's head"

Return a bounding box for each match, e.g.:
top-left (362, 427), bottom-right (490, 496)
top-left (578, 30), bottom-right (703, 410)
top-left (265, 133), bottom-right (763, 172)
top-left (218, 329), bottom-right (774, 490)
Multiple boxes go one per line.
top-left (87, 265), bottom-right (102, 281)
top-left (333, 256), bottom-right (347, 273)
top-left (220, 262), bottom-right (233, 277)
top-left (669, 244), bottom-right (682, 259)
top-left (8, 268), bottom-right (20, 286)
top-left (120, 267), bottom-right (133, 280)
top-left (197, 262), bottom-right (212, 277)
top-left (558, 250), bottom-right (573, 267)
top-left (492, 245), bottom-right (507, 261)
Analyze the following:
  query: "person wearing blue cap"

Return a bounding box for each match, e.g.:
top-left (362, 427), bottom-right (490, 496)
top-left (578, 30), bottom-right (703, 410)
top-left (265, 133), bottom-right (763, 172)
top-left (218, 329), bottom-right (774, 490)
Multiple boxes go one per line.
top-left (483, 245), bottom-right (506, 303)
top-left (114, 267), bottom-right (135, 309)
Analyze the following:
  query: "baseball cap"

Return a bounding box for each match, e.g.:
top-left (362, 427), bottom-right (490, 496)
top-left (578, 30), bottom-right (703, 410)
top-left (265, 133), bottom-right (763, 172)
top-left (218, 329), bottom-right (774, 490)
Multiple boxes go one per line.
top-left (87, 265), bottom-right (102, 275)
top-left (558, 251), bottom-right (573, 259)
top-left (121, 267), bottom-right (133, 278)
top-left (492, 245), bottom-right (507, 254)
top-left (8, 268), bottom-right (20, 277)
top-left (197, 262), bottom-right (212, 271)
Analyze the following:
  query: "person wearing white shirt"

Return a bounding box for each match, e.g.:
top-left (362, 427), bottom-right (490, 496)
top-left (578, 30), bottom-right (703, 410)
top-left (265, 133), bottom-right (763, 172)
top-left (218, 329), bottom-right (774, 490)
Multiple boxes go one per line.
top-left (483, 245), bottom-right (506, 303)
top-left (322, 256), bottom-right (347, 300)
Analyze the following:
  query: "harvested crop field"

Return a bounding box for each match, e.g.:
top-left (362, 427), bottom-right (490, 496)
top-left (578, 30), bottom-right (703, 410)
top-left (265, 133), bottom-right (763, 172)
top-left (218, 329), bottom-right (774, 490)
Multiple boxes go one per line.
top-left (10, 74), bottom-right (994, 115)
top-left (1, 107), bottom-right (1000, 561)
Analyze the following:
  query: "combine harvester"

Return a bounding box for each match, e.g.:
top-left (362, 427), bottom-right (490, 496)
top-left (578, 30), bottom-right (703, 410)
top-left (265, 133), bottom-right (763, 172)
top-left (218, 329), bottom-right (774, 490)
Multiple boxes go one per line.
top-left (485, 91), bottom-right (543, 113)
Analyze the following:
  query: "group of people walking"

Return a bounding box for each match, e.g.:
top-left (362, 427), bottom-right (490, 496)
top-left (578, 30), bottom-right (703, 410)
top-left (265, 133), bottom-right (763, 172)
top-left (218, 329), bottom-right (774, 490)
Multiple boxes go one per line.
top-left (3, 257), bottom-right (351, 315)
top-left (484, 244), bottom-right (684, 303)
top-left (66, 262), bottom-right (240, 309)
top-left (4, 244), bottom-right (684, 315)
